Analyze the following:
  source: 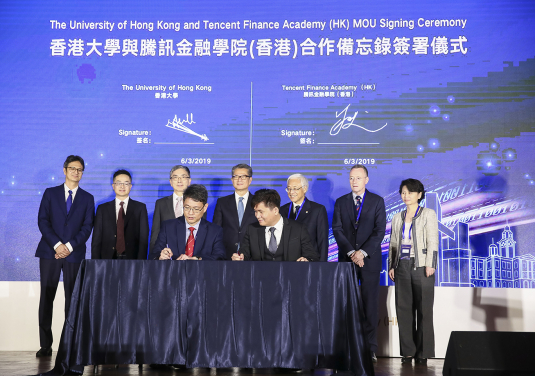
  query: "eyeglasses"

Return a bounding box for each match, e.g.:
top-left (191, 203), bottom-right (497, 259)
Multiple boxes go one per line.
top-left (171, 175), bottom-right (190, 181)
top-left (67, 167), bottom-right (84, 173)
top-left (232, 175), bottom-right (251, 180)
top-left (286, 186), bottom-right (303, 192)
top-left (113, 182), bottom-right (131, 187)
top-left (183, 205), bottom-right (204, 213)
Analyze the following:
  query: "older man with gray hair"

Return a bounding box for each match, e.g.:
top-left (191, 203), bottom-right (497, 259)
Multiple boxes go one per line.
top-left (280, 173), bottom-right (329, 261)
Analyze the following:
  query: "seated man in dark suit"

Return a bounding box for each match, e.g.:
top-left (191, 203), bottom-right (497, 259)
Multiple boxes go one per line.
top-left (280, 173), bottom-right (329, 261)
top-left (150, 184), bottom-right (226, 261)
top-left (212, 163), bottom-right (258, 259)
top-left (92, 169), bottom-right (149, 260)
top-left (231, 189), bottom-right (319, 262)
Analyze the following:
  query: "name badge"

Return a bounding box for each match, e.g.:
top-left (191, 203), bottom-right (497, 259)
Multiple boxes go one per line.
top-left (401, 244), bottom-right (411, 259)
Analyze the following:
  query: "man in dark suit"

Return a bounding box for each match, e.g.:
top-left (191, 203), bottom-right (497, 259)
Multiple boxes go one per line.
top-left (332, 164), bottom-right (386, 363)
top-left (92, 169), bottom-right (149, 260)
top-left (280, 173), bottom-right (329, 261)
top-left (231, 189), bottom-right (319, 262)
top-left (150, 184), bottom-right (226, 261)
top-left (149, 165), bottom-right (191, 256)
top-left (35, 155), bottom-right (95, 357)
top-left (212, 163), bottom-right (258, 259)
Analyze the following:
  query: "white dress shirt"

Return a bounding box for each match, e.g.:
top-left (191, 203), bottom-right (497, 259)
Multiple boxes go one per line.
top-left (235, 191), bottom-right (250, 210)
top-left (115, 196), bottom-right (130, 221)
top-left (265, 215), bottom-right (284, 249)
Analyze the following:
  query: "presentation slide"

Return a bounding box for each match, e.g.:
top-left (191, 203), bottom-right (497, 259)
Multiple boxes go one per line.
top-left (1, 0), bottom-right (534, 288)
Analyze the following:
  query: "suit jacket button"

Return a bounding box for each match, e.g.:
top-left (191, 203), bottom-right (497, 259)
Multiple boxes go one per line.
top-left (356, 244), bottom-right (359, 247)
top-left (114, 235), bottom-right (116, 237)
top-left (112, 247), bottom-right (115, 250)
top-left (235, 243), bottom-right (238, 246)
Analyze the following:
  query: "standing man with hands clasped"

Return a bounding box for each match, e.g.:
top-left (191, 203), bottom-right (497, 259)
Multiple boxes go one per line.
top-left (212, 163), bottom-right (258, 259)
top-left (35, 155), bottom-right (95, 357)
top-left (92, 169), bottom-right (149, 260)
top-left (332, 164), bottom-right (386, 363)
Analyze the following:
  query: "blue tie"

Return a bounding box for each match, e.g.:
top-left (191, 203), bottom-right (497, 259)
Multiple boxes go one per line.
top-left (66, 190), bottom-right (73, 214)
top-left (238, 197), bottom-right (244, 226)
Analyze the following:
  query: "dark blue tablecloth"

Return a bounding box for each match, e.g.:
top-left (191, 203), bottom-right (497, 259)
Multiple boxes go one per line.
top-left (47, 260), bottom-right (374, 375)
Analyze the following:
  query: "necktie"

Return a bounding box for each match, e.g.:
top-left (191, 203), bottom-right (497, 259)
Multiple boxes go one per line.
top-left (116, 201), bottom-right (126, 255)
top-left (268, 227), bottom-right (277, 255)
top-left (186, 226), bottom-right (195, 257)
top-left (238, 197), bottom-right (244, 226)
top-left (66, 190), bottom-right (73, 214)
top-left (354, 196), bottom-right (362, 227)
top-left (290, 205), bottom-right (301, 219)
top-left (175, 196), bottom-right (183, 218)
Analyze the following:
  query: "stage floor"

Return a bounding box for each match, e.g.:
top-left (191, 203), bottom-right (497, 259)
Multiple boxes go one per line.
top-left (0, 352), bottom-right (444, 376)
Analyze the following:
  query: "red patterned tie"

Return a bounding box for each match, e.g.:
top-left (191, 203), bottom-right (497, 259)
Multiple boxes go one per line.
top-left (186, 227), bottom-right (195, 257)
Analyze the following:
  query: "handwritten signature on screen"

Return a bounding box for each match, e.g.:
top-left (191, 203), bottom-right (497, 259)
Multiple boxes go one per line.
top-left (330, 104), bottom-right (388, 136)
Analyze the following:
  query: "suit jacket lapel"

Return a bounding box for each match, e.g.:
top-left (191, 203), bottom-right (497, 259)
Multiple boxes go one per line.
top-left (193, 219), bottom-right (207, 256)
top-left (242, 192), bottom-right (255, 227)
top-left (108, 200), bottom-right (117, 235)
top-left (176, 217), bottom-right (186, 255)
top-left (347, 193), bottom-right (356, 225)
top-left (166, 195), bottom-right (175, 218)
top-left (228, 195), bottom-right (241, 228)
top-left (297, 198), bottom-right (311, 222)
top-left (282, 218), bottom-right (291, 261)
top-left (57, 185), bottom-right (68, 217)
top-left (257, 226), bottom-right (265, 261)
top-left (359, 189), bottom-right (371, 222)
top-left (123, 199), bottom-right (133, 228)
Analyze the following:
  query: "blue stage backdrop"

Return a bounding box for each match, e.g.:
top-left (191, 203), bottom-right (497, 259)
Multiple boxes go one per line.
top-left (1, 0), bottom-right (534, 288)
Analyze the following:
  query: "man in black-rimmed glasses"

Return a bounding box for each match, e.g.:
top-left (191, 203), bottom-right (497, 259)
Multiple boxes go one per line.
top-left (35, 155), bottom-right (95, 357)
top-left (212, 163), bottom-right (258, 259)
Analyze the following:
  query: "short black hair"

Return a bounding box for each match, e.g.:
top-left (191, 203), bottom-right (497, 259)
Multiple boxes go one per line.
top-left (251, 189), bottom-right (280, 210)
top-left (169, 165), bottom-right (191, 179)
top-left (63, 155), bottom-right (85, 170)
top-left (350, 164), bottom-right (368, 177)
top-left (113, 169), bottom-right (132, 181)
top-left (183, 184), bottom-right (208, 205)
top-left (399, 178), bottom-right (426, 203)
top-left (232, 163), bottom-right (253, 177)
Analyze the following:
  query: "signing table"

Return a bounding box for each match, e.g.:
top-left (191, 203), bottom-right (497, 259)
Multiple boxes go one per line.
top-left (46, 260), bottom-right (373, 375)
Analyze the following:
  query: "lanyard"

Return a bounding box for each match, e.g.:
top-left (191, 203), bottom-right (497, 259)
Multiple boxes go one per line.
top-left (402, 206), bottom-right (420, 240)
top-left (288, 197), bottom-right (306, 220)
top-left (355, 191), bottom-right (366, 225)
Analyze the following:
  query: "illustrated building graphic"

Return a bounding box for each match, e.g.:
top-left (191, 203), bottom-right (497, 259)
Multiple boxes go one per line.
top-left (425, 191), bottom-right (535, 288)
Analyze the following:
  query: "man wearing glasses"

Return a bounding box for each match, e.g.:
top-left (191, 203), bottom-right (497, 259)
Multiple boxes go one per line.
top-left (92, 169), bottom-right (149, 260)
top-left (332, 164), bottom-right (386, 363)
top-left (150, 165), bottom-right (193, 256)
top-left (212, 163), bottom-right (258, 259)
top-left (280, 174), bottom-right (329, 261)
top-left (150, 184), bottom-right (226, 261)
top-left (34, 155), bottom-right (95, 357)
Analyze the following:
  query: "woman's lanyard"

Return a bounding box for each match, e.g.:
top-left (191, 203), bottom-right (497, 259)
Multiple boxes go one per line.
top-left (288, 197), bottom-right (306, 220)
top-left (402, 206), bottom-right (420, 240)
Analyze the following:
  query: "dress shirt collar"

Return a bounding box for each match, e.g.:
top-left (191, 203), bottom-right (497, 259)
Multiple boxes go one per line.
top-left (115, 196), bottom-right (130, 214)
top-left (63, 183), bottom-right (79, 201)
top-left (235, 191), bottom-right (250, 208)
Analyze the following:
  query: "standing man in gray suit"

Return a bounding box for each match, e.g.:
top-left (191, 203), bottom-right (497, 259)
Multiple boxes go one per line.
top-left (149, 165), bottom-right (191, 255)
